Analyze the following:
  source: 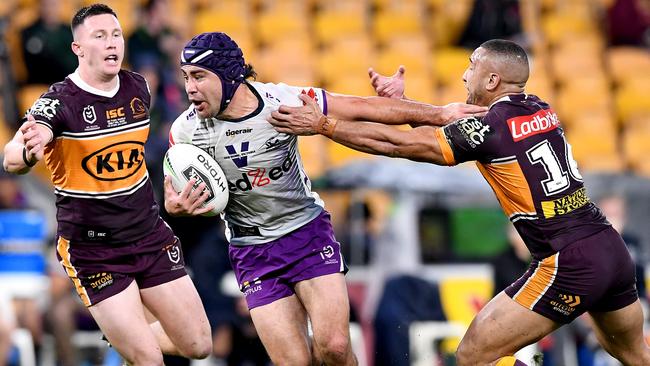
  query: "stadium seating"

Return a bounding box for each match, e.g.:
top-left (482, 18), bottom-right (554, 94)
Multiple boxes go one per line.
top-left (607, 47), bottom-right (650, 86)
top-left (432, 47), bottom-right (471, 88)
top-left (623, 122), bottom-right (650, 177)
top-left (372, 9), bottom-right (423, 46)
top-left (614, 77), bottom-right (650, 125)
top-left (427, 0), bottom-right (474, 47)
top-left (313, 6), bottom-right (367, 46)
top-left (17, 84), bottom-right (48, 116)
top-left (317, 35), bottom-right (376, 86)
top-left (297, 134), bottom-right (328, 178)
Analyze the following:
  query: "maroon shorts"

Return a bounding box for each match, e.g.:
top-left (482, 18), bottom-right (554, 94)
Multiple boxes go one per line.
top-left (505, 226), bottom-right (638, 323)
top-left (229, 211), bottom-right (347, 309)
top-left (55, 219), bottom-right (187, 307)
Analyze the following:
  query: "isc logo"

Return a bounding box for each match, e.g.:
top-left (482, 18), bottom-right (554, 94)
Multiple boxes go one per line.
top-left (81, 141), bottom-right (145, 180)
top-left (106, 107), bottom-right (125, 119)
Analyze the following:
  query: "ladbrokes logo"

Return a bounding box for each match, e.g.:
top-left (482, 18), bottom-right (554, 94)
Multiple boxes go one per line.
top-left (508, 109), bottom-right (560, 142)
top-left (228, 154), bottom-right (295, 192)
top-left (81, 141), bottom-right (144, 181)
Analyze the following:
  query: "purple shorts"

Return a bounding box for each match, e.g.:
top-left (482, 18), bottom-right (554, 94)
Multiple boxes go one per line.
top-left (56, 218), bottom-right (187, 307)
top-left (229, 210), bottom-right (347, 309)
top-left (505, 226), bottom-right (638, 323)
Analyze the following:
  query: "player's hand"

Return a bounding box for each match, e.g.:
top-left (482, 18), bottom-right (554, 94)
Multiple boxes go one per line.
top-left (163, 176), bottom-right (214, 216)
top-left (20, 115), bottom-right (44, 163)
top-left (368, 65), bottom-right (405, 99)
top-left (269, 94), bottom-right (323, 135)
top-left (440, 103), bottom-right (489, 125)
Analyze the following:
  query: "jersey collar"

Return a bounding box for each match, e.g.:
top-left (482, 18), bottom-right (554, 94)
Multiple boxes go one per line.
top-left (69, 69), bottom-right (120, 98)
top-left (488, 93), bottom-right (529, 109)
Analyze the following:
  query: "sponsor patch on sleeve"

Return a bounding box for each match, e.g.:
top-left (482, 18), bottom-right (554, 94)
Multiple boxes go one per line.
top-left (29, 97), bottom-right (62, 121)
top-left (455, 117), bottom-right (491, 149)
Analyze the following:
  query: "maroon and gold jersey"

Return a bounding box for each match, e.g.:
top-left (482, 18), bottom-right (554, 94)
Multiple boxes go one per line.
top-left (29, 69), bottom-right (169, 246)
top-left (435, 94), bottom-right (610, 259)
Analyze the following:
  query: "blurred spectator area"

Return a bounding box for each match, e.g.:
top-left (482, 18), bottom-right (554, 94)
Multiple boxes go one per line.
top-left (0, 0), bottom-right (649, 181)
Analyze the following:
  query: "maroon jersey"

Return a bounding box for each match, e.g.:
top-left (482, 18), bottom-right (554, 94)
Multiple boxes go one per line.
top-left (29, 70), bottom-right (171, 246)
top-left (435, 94), bottom-right (610, 259)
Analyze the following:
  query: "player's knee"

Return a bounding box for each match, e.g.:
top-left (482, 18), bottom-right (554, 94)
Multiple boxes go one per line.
top-left (455, 337), bottom-right (481, 366)
top-left (124, 349), bottom-right (164, 366)
top-left (271, 347), bottom-right (311, 366)
top-left (180, 337), bottom-right (212, 359)
top-left (315, 333), bottom-right (352, 363)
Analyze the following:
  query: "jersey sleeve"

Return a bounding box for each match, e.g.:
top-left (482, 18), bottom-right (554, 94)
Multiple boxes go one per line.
top-left (26, 90), bottom-right (67, 138)
top-left (168, 105), bottom-right (196, 147)
top-left (434, 115), bottom-right (502, 165)
top-left (274, 83), bottom-right (328, 115)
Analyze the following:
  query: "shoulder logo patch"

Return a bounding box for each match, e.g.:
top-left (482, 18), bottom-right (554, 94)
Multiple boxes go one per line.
top-left (456, 117), bottom-right (491, 148)
top-left (30, 98), bottom-right (61, 119)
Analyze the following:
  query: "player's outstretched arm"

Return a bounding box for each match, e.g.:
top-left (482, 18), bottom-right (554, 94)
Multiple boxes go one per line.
top-left (270, 94), bottom-right (447, 165)
top-left (325, 91), bottom-right (486, 127)
top-left (3, 115), bottom-right (52, 174)
top-left (163, 176), bottom-right (215, 216)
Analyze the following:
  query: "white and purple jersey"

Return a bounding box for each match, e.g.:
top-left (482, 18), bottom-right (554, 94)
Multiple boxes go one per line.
top-left (169, 81), bottom-right (327, 246)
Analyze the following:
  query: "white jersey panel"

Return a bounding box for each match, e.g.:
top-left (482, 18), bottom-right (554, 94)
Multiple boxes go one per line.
top-left (169, 81), bottom-right (326, 246)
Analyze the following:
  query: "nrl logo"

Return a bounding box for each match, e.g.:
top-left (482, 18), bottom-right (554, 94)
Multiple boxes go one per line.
top-left (167, 244), bottom-right (181, 264)
top-left (83, 105), bottom-right (97, 124)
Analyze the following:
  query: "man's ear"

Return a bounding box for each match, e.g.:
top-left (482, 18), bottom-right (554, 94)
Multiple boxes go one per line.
top-left (486, 73), bottom-right (500, 92)
top-left (71, 41), bottom-right (83, 57)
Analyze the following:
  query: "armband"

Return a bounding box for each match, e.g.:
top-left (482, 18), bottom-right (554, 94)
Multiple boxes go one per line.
top-left (22, 147), bottom-right (37, 167)
top-left (316, 116), bottom-right (338, 138)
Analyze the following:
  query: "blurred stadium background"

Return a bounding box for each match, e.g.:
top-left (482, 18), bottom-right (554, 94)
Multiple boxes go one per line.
top-left (1, 0), bottom-right (650, 365)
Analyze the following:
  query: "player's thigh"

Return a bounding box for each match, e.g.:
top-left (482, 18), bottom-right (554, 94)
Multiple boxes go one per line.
top-left (294, 272), bottom-right (351, 340)
top-left (140, 275), bottom-right (211, 348)
top-left (589, 299), bottom-right (649, 360)
top-left (88, 281), bottom-right (160, 361)
top-left (459, 292), bottom-right (559, 360)
top-left (249, 294), bottom-right (311, 362)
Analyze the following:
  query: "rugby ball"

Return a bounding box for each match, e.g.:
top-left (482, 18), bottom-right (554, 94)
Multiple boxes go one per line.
top-left (163, 143), bottom-right (229, 216)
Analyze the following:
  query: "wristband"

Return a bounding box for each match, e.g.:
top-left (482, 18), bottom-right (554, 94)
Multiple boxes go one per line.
top-left (22, 147), bottom-right (37, 167)
top-left (316, 116), bottom-right (338, 138)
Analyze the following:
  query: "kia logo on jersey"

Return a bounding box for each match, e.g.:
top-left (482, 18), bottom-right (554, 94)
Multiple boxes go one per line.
top-left (508, 109), bottom-right (560, 142)
top-left (81, 141), bottom-right (145, 180)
